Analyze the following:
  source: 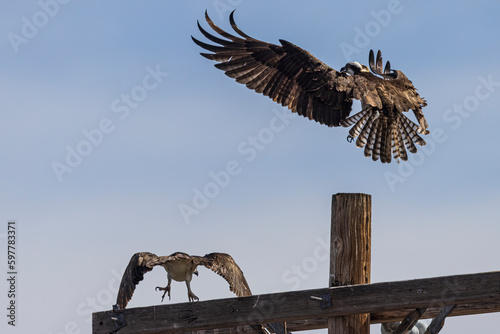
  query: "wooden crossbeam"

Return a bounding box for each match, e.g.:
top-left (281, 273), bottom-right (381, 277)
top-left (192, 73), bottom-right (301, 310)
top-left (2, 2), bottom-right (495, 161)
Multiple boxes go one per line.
top-left (93, 271), bottom-right (500, 334)
top-left (179, 301), bottom-right (500, 334)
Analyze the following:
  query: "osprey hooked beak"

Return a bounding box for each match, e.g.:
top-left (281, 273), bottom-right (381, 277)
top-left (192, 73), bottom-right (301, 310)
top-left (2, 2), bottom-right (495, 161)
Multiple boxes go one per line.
top-left (194, 269), bottom-right (199, 276)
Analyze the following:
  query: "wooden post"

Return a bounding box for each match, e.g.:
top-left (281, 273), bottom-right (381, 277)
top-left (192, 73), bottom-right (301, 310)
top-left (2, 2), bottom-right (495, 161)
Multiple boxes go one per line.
top-left (329, 193), bottom-right (371, 334)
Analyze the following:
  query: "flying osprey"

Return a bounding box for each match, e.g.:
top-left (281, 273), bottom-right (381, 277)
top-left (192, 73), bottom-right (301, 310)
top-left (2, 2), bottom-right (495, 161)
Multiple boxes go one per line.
top-left (192, 11), bottom-right (430, 163)
top-left (115, 252), bottom-right (251, 309)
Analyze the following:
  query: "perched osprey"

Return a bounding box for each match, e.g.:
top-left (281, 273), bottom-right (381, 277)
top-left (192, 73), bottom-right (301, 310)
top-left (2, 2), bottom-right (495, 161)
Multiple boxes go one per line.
top-left (192, 12), bottom-right (430, 163)
top-left (115, 252), bottom-right (251, 309)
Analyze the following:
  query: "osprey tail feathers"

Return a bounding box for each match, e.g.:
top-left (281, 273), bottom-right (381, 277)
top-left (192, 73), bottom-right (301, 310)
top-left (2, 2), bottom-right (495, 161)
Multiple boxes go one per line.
top-left (341, 109), bottom-right (426, 163)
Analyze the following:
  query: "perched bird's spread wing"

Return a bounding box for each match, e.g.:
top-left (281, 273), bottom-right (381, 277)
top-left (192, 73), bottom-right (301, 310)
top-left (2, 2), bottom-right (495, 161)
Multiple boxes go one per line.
top-left (192, 11), bottom-right (360, 127)
top-left (202, 252), bottom-right (252, 297)
top-left (192, 11), bottom-right (430, 163)
top-left (116, 252), bottom-right (174, 309)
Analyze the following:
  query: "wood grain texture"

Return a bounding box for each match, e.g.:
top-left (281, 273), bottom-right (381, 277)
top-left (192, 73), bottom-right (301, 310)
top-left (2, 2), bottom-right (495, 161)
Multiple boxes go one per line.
top-left (183, 301), bottom-right (500, 334)
top-left (330, 193), bottom-right (371, 287)
top-left (93, 271), bottom-right (500, 334)
top-left (329, 193), bottom-right (371, 334)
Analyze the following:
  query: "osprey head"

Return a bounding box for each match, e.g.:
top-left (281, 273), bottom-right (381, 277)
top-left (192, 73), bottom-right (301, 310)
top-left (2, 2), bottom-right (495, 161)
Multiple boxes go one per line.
top-left (340, 61), bottom-right (370, 75)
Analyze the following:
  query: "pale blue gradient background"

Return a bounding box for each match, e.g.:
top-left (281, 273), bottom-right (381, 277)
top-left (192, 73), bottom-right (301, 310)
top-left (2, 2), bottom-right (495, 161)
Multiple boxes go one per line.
top-left (1, 1), bottom-right (499, 333)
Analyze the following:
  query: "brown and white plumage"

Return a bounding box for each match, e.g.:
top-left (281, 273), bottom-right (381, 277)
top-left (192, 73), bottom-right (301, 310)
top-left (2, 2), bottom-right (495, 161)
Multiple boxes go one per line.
top-left (192, 11), bottom-right (430, 163)
top-left (116, 252), bottom-right (251, 309)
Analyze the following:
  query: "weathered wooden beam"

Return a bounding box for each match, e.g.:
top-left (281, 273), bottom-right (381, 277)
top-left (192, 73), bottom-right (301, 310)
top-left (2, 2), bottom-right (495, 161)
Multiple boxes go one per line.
top-left (371, 300), bottom-right (500, 323)
top-left (93, 271), bottom-right (500, 334)
top-left (189, 301), bottom-right (500, 334)
top-left (328, 193), bottom-right (371, 334)
top-left (393, 308), bottom-right (427, 334)
top-left (290, 301), bottom-right (500, 331)
top-left (267, 322), bottom-right (287, 334)
top-left (424, 304), bottom-right (456, 334)
top-left (112, 300), bottom-right (500, 334)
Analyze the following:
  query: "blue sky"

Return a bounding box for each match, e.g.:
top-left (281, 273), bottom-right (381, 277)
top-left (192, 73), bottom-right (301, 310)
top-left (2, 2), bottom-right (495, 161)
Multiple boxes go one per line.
top-left (1, 0), bottom-right (500, 333)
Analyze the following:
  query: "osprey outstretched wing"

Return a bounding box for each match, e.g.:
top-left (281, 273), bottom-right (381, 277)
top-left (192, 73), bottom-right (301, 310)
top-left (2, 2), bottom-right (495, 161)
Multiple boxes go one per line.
top-left (192, 11), bottom-right (430, 163)
top-left (116, 252), bottom-right (251, 309)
